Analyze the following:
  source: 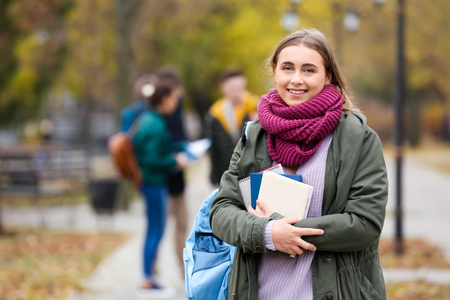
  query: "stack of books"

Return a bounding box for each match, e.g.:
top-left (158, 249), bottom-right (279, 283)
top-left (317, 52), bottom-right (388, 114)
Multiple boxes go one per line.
top-left (238, 164), bottom-right (313, 220)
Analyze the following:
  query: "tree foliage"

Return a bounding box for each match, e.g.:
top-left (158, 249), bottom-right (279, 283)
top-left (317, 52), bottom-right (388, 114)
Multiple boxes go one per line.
top-left (132, 0), bottom-right (284, 115)
top-left (62, 0), bottom-right (117, 103)
top-left (1, 0), bottom-right (449, 133)
top-left (0, 0), bottom-right (73, 125)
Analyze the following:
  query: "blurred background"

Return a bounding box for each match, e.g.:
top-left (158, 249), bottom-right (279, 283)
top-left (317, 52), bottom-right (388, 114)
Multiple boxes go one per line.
top-left (0, 0), bottom-right (448, 145)
top-left (1, 0), bottom-right (449, 299)
top-left (0, 0), bottom-right (449, 145)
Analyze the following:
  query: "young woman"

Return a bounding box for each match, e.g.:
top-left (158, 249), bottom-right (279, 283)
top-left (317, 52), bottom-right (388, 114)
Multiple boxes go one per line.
top-left (132, 78), bottom-right (189, 297)
top-left (210, 28), bottom-right (388, 300)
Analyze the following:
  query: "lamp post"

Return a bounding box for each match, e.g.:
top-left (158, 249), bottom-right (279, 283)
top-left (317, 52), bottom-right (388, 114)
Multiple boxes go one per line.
top-left (281, 11), bottom-right (299, 32)
top-left (394, 0), bottom-right (405, 255)
top-left (280, 0), bottom-right (301, 32)
top-left (332, 2), bottom-right (362, 56)
top-left (339, 0), bottom-right (405, 255)
top-left (344, 10), bottom-right (360, 32)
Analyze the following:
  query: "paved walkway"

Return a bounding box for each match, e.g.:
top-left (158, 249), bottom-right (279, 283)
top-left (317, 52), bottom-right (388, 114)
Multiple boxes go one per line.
top-left (65, 157), bottom-right (214, 300)
top-left (3, 152), bottom-right (450, 299)
top-left (383, 152), bottom-right (450, 261)
top-left (382, 152), bottom-right (450, 283)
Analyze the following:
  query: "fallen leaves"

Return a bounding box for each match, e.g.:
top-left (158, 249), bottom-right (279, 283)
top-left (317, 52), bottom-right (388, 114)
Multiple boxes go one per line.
top-left (379, 238), bottom-right (450, 269)
top-left (386, 281), bottom-right (450, 300)
top-left (0, 228), bottom-right (130, 300)
top-left (380, 238), bottom-right (450, 299)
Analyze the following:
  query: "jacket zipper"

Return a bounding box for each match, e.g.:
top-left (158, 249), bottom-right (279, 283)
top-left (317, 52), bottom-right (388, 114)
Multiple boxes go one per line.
top-left (231, 248), bottom-right (241, 300)
top-left (337, 271), bottom-right (343, 299)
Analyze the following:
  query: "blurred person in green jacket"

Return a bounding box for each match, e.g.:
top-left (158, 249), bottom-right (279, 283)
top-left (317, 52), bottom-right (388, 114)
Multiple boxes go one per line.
top-left (133, 78), bottom-right (189, 298)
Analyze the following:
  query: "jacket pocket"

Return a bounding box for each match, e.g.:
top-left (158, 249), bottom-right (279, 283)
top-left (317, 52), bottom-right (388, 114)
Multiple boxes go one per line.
top-left (338, 268), bottom-right (383, 300)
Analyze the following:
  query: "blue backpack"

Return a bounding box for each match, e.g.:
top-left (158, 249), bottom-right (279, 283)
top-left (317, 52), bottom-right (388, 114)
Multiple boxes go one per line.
top-left (183, 121), bottom-right (252, 300)
top-left (183, 189), bottom-right (237, 300)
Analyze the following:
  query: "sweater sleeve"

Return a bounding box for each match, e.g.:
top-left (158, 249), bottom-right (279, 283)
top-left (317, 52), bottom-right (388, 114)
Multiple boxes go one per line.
top-left (264, 220), bottom-right (276, 251)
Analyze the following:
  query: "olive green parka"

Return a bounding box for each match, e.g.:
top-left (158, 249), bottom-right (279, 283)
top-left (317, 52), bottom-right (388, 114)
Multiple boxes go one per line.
top-left (210, 111), bottom-right (388, 300)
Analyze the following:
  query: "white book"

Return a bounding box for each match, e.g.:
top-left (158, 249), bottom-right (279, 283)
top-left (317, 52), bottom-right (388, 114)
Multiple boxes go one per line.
top-left (238, 164), bottom-right (283, 210)
top-left (184, 138), bottom-right (211, 162)
top-left (256, 172), bottom-right (313, 220)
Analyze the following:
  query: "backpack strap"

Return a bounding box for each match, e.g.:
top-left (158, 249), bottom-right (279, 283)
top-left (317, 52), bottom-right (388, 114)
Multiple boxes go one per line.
top-left (240, 121), bottom-right (253, 149)
top-left (127, 106), bottom-right (147, 139)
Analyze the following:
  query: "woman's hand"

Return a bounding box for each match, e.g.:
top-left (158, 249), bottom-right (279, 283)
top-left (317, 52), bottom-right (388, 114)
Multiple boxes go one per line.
top-left (272, 218), bottom-right (324, 256)
top-left (247, 199), bottom-right (275, 217)
top-left (175, 152), bottom-right (189, 170)
top-left (249, 199), bottom-right (324, 257)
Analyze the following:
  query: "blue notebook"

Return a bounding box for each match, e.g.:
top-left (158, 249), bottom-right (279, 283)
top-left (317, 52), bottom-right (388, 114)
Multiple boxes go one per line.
top-left (238, 164), bottom-right (283, 210)
top-left (250, 173), bottom-right (302, 209)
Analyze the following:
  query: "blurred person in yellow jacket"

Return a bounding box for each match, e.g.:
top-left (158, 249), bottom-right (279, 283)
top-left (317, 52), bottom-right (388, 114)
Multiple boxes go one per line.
top-left (205, 70), bottom-right (259, 187)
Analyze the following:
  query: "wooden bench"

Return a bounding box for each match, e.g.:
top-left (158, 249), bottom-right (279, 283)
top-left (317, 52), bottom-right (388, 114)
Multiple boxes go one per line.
top-left (0, 146), bottom-right (90, 227)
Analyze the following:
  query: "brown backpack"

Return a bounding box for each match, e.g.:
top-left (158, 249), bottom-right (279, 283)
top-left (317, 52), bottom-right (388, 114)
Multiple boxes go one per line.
top-left (108, 132), bottom-right (142, 188)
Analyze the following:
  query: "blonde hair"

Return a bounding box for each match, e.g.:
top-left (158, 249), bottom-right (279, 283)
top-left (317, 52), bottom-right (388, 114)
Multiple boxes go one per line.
top-left (269, 28), bottom-right (355, 112)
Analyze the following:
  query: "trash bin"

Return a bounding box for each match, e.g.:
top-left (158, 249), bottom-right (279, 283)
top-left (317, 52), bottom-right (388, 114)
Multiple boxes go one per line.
top-left (88, 179), bottom-right (119, 214)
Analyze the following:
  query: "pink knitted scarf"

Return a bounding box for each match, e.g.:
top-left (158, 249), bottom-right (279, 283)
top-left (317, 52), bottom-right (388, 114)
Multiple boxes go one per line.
top-left (258, 85), bottom-right (344, 167)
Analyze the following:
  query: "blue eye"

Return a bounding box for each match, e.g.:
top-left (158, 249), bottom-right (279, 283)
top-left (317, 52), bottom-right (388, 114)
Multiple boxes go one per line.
top-left (304, 68), bottom-right (314, 73)
top-left (282, 66), bottom-right (293, 71)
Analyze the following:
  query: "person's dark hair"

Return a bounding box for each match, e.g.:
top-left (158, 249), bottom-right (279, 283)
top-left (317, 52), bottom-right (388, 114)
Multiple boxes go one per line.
top-left (156, 67), bottom-right (181, 86)
top-left (132, 73), bottom-right (158, 101)
top-left (148, 78), bottom-right (179, 108)
top-left (221, 69), bottom-right (244, 83)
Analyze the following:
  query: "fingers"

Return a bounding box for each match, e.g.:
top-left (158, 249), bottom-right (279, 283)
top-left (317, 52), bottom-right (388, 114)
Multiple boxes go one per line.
top-left (256, 200), bottom-right (274, 216)
top-left (175, 153), bottom-right (189, 170)
top-left (287, 240), bottom-right (316, 255)
top-left (296, 228), bottom-right (324, 252)
top-left (291, 245), bottom-right (304, 256)
top-left (287, 236), bottom-right (317, 254)
top-left (299, 240), bottom-right (317, 252)
top-left (284, 217), bottom-right (300, 225)
top-left (300, 228), bottom-right (325, 236)
top-left (294, 227), bottom-right (323, 252)
top-left (271, 219), bottom-right (324, 255)
top-left (248, 205), bottom-right (263, 217)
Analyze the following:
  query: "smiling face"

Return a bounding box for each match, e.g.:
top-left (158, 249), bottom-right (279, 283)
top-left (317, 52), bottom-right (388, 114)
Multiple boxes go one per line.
top-left (273, 45), bottom-right (331, 107)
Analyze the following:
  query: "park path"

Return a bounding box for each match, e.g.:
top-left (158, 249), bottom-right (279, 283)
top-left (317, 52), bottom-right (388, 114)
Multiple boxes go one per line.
top-left (3, 151), bottom-right (450, 299)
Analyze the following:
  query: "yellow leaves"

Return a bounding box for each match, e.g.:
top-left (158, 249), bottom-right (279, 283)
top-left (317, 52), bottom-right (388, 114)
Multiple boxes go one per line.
top-left (1, 35), bottom-right (41, 107)
top-left (379, 238), bottom-right (450, 269)
top-left (0, 229), bottom-right (130, 300)
top-left (10, 66), bottom-right (37, 93)
top-left (381, 238), bottom-right (450, 299)
top-left (15, 34), bottom-right (41, 63)
top-left (421, 102), bottom-right (447, 136)
top-left (218, 7), bottom-right (278, 92)
top-left (387, 282), bottom-right (450, 300)
top-left (60, 0), bottom-right (117, 100)
top-left (3, 0), bottom-right (449, 125)
top-left (4, 66), bottom-right (37, 111)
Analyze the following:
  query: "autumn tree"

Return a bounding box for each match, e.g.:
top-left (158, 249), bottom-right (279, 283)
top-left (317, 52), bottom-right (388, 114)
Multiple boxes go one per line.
top-left (0, 0), bottom-right (73, 125)
top-left (2, 0), bottom-right (449, 144)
